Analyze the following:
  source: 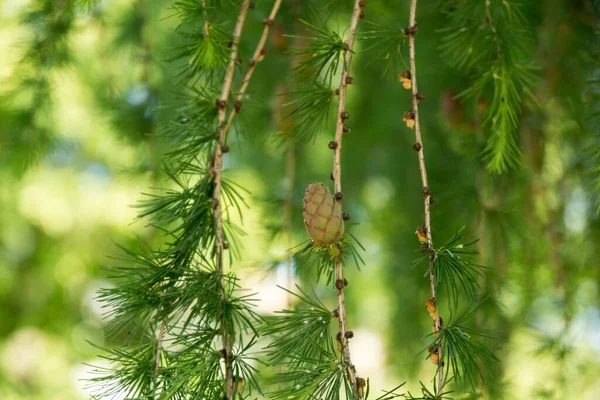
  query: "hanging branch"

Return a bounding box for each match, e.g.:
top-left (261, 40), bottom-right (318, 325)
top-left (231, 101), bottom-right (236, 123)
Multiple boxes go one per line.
top-left (406, 0), bottom-right (445, 392)
top-left (213, 0), bottom-right (251, 266)
top-left (211, 3), bottom-right (251, 399)
top-left (263, 3), bottom-right (372, 400)
top-left (439, 0), bottom-right (537, 173)
top-left (217, 0), bottom-right (284, 141)
top-left (211, 1), bottom-right (283, 399)
top-left (330, 1), bottom-right (364, 399)
top-left (402, 3), bottom-right (500, 396)
top-left (91, 2), bottom-right (283, 399)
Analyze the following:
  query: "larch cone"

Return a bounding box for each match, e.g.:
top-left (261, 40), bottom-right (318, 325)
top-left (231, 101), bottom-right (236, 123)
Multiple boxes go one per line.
top-left (303, 183), bottom-right (345, 247)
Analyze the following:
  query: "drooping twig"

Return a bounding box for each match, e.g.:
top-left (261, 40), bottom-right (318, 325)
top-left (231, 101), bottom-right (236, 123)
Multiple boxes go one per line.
top-left (407, 0), bottom-right (445, 393)
top-left (484, 0), bottom-right (502, 57)
top-left (332, 1), bottom-right (364, 399)
top-left (210, 1), bottom-right (283, 399)
top-left (211, 3), bottom-right (251, 399)
top-left (218, 0), bottom-right (283, 138)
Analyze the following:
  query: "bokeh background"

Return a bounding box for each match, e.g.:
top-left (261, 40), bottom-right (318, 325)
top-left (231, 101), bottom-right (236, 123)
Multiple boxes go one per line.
top-left (1, 0), bottom-right (599, 399)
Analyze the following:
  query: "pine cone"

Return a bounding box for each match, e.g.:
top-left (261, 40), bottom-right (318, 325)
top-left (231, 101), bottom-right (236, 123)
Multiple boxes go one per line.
top-left (303, 183), bottom-right (345, 246)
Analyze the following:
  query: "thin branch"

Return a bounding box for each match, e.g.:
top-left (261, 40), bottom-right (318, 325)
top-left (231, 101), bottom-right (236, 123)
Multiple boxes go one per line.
top-left (332, 1), bottom-right (363, 399)
top-left (152, 321), bottom-right (166, 397)
top-left (218, 0), bottom-right (284, 139)
top-left (210, 2), bottom-right (283, 399)
top-left (211, 3), bottom-right (251, 400)
top-left (484, 0), bottom-right (502, 57)
top-left (407, 0), bottom-right (445, 393)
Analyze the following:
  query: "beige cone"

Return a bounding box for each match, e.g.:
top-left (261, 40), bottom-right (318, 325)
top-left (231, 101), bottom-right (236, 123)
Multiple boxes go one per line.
top-left (303, 183), bottom-right (345, 247)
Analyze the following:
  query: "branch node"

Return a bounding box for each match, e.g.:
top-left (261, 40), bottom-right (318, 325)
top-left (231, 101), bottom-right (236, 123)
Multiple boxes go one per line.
top-left (416, 225), bottom-right (428, 243)
top-left (425, 298), bottom-right (438, 320)
top-left (234, 100), bottom-right (243, 112)
top-left (404, 24), bottom-right (418, 35)
top-left (258, 48), bottom-right (267, 61)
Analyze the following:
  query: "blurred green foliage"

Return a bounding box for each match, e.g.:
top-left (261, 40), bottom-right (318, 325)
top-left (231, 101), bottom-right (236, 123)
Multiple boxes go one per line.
top-left (0, 0), bottom-right (599, 399)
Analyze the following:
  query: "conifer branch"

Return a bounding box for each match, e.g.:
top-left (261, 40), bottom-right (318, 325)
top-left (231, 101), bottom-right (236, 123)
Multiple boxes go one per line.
top-left (439, 0), bottom-right (537, 173)
top-left (93, 2), bottom-right (276, 398)
top-left (484, 0), bottom-right (501, 57)
top-left (213, 4), bottom-right (251, 399)
top-left (331, 1), bottom-right (364, 399)
top-left (407, 0), bottom-right (445, 393)
top-left (210, 2), bottom-right (282, 399)
top-left (218, 0), bottom-right (284, 140)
